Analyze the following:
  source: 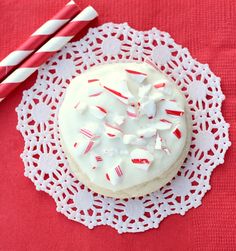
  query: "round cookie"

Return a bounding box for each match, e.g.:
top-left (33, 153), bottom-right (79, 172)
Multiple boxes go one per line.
top-left (58, 62), bottom-right (192, 198)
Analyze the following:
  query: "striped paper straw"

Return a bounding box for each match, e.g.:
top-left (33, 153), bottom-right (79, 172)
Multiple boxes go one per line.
top-left (0, 6), bottom-right (98, 102)
top-left (0, 0), bottom-right (80, 83)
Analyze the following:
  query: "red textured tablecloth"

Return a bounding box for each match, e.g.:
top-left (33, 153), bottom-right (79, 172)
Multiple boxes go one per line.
top-left (0, 0), bottom-right (235, 250)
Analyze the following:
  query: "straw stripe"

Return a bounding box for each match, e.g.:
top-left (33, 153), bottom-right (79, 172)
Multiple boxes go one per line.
top-left (0, 51), bottom-right (33, 66)
top-left (0, 6), bottom-right (98, 102)
top-left (32, 20), bottom-right (69, 36)
top-left (0, 0), bottom-right (80, 83)
top-left (37, 37), bottom-right (73, 52)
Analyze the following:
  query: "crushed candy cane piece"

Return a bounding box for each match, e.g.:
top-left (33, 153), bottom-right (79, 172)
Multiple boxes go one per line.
top-left (125, 69), bottom-right (147, 84)
top-left (138, 84), bottom-right (152, 98)
top-left (137, 127), bottom-right (156, 138)
top-left (115, 165), bottom-right (123, 177)
top-left (76, 138), bottom-right (99, 156)
top-left (88, 79), bottom-right (99, 83)
top-left (140, 99), bottom-right (156, 119)
top-left (101, 80), bottom-right (133, 105)
top-left (90, 153), bottom-right (103, 169)
top-left (165, 109), bottom-right (184, 116)
top-left (74, 101), bottom-right (87, 113)
top-left (105, 173), bottom-right (110, 181)
top-left (160, 119), bottom-right (172, 124)
top-left (155, 133), bottom-right (162, 150)
top-left (88, 85), bottom-right (103, 97)
top-left (89, 105), bottom-right (107, 119)
top-left (152, 92), bottom-right (165, 102)
top-left (154, 82), bottom-right (166, 89)
top-left (103, 85), bottom-right (128, 100)
top-left (130, 149), bottom-right (154, 171)
top-left (104, 123), bottom-right (122, 139)
top-left (161, 139), bottom-right (171, 154)
top-left (106, 162), bottom-right (123, 185)
top-left (84, 141), bottom-right (95, 154)
top-left (80, 128), bottom-right (94, 139)
top-left (127, 105), bottom-right (138, 118)
top-left (163, 147), bottom-right (171, 155)
top-left (79, 123), bottom-right (100, 140)
top-left (155, 120), bottom-right (172, 130)
top-left (123, 134), bottom-right (146, 145)
top-left (172, 127), bottom-right (182, 139)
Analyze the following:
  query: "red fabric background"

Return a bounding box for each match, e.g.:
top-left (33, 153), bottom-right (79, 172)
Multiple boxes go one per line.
top-left (0, 0), bottom-right (235, 250)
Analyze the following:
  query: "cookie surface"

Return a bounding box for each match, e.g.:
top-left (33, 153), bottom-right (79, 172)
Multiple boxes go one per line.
top-left (58, 62), bottom-right (191, 198)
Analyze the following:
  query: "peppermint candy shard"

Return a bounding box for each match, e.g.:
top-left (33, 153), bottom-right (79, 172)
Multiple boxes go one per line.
top-left (127, 105), bottom-right (138, 118)
top-left (163, 147), bottom-right (171, 155)
top-left (76, 139), bottom-right (98, 156)
top-left (172, 127), bottom-right (182, 139)
top-left (105, 173), bottom-right (110, 181)
top-left (154, 82), bottom-right (166, 89)
top-left (137, 127), bottom-right (156, 138)
top-left (74, 101), bottom-right (87, 114)
top-left (138, 84), bottom-right (152, 98)
top-left (152, 92), bottom-right (165, 102)
top-left (88, 85), bottom-right (103, 97)
top-left (89, 105), bottom-right (107, 119)
top-left (160, 119), bottom-right (172, 124)
top-left (155, 120), bottom-right (172, 130)
top-left (125, 69), bottom-right (147, 84)
top-left (165, 109), bottom-right (184, 116)
top-left (88, 79), bottom-right (99, 83)
top-left (106, 163), bottom-right (123, 185)
top-left (104, 123), bottom-right (122, 139)
top-left (115, 165), bottom-right (123, 177)
top-left (155, 133), bottom-right (162, 150)
top-left (84, 141), bottom-right (95, 155)
top-left (90, 153), bottom-right (103, 169)
top-left (102, 84), bottom-right (129, 104)
top-left (79, 128), bottom-right (96, 139)
top-left (123, 134), bottom-right (146, 145)
top-left (130, 149), bottom-right (154, 171)
top-left (140, 99), bottom-right (157, 119)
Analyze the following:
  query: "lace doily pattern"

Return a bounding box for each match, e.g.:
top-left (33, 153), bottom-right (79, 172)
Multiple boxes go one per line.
top-left (16, 23), bottom-right (231, 233)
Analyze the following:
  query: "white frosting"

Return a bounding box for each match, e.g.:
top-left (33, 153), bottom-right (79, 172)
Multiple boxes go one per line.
top-left (59, 62), bottom-right (189, 192)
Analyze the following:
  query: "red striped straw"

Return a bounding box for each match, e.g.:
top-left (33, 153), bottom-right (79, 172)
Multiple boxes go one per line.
top-left (0, 0), bottom-right (80, 83)
top-left (0, 6), bottom-right (98, 102)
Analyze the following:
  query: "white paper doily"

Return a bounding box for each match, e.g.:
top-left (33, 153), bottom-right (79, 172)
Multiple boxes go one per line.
top-left (16, 23), bottom-right (231, 233)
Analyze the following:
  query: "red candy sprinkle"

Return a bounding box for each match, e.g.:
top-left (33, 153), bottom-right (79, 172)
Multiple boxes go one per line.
top-left (88, 79), bottom-right (99, 83)
top-left (173, 128), bottom-right (182, 139)
top-left (115, 165), bottom-right (123, 177)
top-left (96, 106), bottom-right (107, 114)
top-left (125, 69), bottom-right (147, 76)
top-left (106, 173), bottom-right (110, 181)
top-left (154, 83), bottom-right (165, 88)
top-left (160, 119), bottom-right (172, 124)
top-left (84, 141), bottom-right (95, 154)
top-left (103, 85), bottom-right (128, 100)
top-left (131, 159), bottom-right (150, 164)
top-left (165, 109), bottom-right (184, 116)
